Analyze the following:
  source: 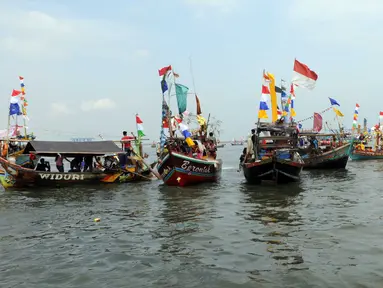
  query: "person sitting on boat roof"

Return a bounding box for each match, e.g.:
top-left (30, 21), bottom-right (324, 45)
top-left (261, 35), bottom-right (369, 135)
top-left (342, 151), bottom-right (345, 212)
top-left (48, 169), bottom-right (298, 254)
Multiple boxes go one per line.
top-left (36, 158), bottom-right (51, 172)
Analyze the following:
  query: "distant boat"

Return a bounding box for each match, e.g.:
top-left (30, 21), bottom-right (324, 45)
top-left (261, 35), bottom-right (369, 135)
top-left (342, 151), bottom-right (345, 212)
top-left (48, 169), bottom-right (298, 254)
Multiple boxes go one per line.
top-left (231, 138), bottom-right (244, 146)
top-left (151, 141), bottom-right (156, 148)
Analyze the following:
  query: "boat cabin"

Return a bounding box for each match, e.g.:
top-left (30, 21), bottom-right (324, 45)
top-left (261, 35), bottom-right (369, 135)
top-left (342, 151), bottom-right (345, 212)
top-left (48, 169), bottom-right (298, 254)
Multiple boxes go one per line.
top-left (17, 140), bottom-right (125, 173)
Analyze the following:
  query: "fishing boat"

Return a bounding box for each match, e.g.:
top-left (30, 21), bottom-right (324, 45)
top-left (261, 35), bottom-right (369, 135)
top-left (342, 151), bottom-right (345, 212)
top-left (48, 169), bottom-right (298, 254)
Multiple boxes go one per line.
top-left (349, 120), bottom-right (383, 160)
top-left (231, 138), bottom-right (244, 146)
top-left (151, 141), bottom-right (156, 148)
top-left (155, 64), bottom-right (222, 186)
top-left (0, 140), bottom-right (152, 189)
top-left (350, 138), bottom-right (383, 160)
top-left (298, 133), bottom-right (352, 169)
top-left (156, 139), bottom-right (222, 186)
top-left (216, 142), bottom-right (225, 148)
top-left (241, 122), bottom-right (304, 184)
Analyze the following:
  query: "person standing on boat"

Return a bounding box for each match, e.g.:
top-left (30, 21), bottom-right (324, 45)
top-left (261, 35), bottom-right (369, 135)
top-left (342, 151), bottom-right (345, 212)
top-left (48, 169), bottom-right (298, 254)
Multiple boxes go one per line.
top-left (245, 129), bottom-right (256, 161)
top-left (55, 154), bottom-right (64, 172)
top-left (121, 131), bottom-right (135, 156)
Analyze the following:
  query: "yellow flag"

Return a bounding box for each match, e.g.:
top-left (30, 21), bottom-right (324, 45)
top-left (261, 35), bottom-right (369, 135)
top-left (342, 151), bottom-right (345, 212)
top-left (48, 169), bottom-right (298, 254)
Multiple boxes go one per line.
top-left (266, 72), bottom-right (278, 122)
top-left (258, 110), bottom-right (268, 119)
top-left (196, 115), bottom-right (206, 125)
top-left (291, 108), bottom-right (297, 117)
top-left (333, 107), bottom-right (344, 117)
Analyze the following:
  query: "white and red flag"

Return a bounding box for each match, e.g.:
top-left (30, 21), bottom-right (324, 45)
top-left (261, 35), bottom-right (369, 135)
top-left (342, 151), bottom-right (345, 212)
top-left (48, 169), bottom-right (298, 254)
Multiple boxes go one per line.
top-left (292, 59), bottom-right (318, 90)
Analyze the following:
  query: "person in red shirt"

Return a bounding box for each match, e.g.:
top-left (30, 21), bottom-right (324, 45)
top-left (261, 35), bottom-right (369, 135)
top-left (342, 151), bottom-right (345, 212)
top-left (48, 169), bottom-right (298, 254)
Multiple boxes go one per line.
top-left (121, 131), bottom-right (135, 156)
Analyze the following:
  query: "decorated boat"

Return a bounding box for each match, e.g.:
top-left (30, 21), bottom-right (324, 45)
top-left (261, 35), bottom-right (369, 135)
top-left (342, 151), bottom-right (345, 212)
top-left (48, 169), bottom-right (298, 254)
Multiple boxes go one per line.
top-left (156, 145), bottom-right (222, 186)
top-left (298, 133), bottom-right (352, 169)
top-left (241, 122), bottom-right (304, 184)
top-left (0, 140), bottom-right (152, 189)
top-left (350, 118), bottom-right (383, 160)
top-left (154, 64), bottom-right (222, 186)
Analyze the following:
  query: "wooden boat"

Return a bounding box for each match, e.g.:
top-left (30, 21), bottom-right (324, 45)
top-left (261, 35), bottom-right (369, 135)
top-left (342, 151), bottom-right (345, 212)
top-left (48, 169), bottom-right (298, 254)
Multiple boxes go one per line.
top-left (350, 132), bottom-right (383, 160)
top-left (298, 133), bottom-right (352, 169)
top-left (156, 148), bottom-right (222, 186)
top-left (155, 64), bottom-right (222, 187)
top-left (231, 139), bottom-right (244, 146)
top-left (350, 150), bottom-right (383, 160)
top-left (241, 122), bottom-right (304, 184)
top-left (0, 140), bottom-right (152, 189)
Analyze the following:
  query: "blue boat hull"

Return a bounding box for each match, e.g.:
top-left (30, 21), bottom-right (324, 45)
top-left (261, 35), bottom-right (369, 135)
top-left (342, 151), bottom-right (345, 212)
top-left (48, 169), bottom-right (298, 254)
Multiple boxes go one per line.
top-left (350, 153), bottom-right (383, 160)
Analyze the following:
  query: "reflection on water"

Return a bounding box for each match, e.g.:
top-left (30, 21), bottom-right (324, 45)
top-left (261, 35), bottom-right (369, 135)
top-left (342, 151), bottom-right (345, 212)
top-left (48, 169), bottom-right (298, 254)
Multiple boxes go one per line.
top-left (1, 148), bottom-right (383, 287)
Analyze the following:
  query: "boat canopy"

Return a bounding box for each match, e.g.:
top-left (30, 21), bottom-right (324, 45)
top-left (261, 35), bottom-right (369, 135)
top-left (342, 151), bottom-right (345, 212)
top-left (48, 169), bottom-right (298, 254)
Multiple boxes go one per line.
top-left (22, 141), bottom-right (123, 157)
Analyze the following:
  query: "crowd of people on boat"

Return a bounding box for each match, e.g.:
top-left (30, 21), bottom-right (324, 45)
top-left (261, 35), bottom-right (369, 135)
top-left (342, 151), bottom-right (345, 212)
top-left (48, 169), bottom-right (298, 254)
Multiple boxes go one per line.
top-left (157, 131), bottom-right (218, 161)
top-left (29, 154), bottom-right (109, 173)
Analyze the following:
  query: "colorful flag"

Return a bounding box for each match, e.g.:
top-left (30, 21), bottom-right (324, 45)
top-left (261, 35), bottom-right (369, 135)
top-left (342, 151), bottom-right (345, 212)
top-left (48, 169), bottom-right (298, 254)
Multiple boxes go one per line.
top-left (196, 114), bottom-right (206, 126)
top-left (313, 112), bottom-right (323, 132)
top-left (10, 102), bottom-right (21, 115)
top-left (158, 65), bottom-right (172, 76)
top-left (258, 72), bottom-right (270, 119)
top-left (291, 97), bottom-right (296, 117)
top-left (352, 104), bottom-right (360, 129)
top-left (292, 59), bottom-right (318, 90)
top-left (329, 97), bottom-right (340, 106)
top-left (266, 72), bottom-right (278, 122)
top-left (333, 107), bottom-right (344, 117)
top-left (136, 114), bottom-right (145, 138)
top-left (195, 95), bottom-right (202, 115)
top-left (161, 79), bottom-right (168, 94)
top-left (11, 89), bottom-right (21, 96)
top-left (179, 122), bottom-right (192, 138)
top-left (380, 112), bottom-right (383, 118)
top-left (175, 84), bottom-right (189, 115)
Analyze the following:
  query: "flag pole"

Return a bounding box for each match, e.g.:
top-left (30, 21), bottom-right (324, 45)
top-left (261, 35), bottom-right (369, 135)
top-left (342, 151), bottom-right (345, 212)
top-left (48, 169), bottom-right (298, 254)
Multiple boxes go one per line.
top-left (6, 95), bottom-right (11, 159)
top-left (189, 55), bottom-right (197, 95)
top-left (257, 69), bottom-right (265, 126)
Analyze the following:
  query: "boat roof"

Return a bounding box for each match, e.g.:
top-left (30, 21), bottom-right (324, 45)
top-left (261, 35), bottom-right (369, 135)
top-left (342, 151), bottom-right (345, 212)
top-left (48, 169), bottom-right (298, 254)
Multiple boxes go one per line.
top-left (23, 141), bottom-right (123, 157)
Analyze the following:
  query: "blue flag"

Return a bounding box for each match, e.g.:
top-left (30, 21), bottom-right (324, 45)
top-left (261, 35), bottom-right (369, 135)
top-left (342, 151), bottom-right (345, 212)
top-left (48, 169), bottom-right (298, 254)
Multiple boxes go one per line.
top-left (9, 103), bottom-right (21, 115)
top-left (329, 97), bottom-right (340, 106)
top-left (161, 79), bottom-right (168, 94)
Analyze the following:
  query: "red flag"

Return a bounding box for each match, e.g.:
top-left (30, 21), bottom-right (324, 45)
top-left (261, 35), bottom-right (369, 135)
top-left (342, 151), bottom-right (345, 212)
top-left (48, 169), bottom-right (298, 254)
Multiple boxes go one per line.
top-left (290, 83), bottom-right (295, 95)
top-left (356, 103), bottom-right (360, 108)
top-left (19, 76), bottom-right (24, 80)
top-left (379, 112), bottom-right (383, 117)
top-left (261, 85), bottom-right (270, 94)
top-left (11, 89), bottom-right (21, 96)
top-left (292, 59), bottom-right (318, 90)
top-left (162, 120), bottom-right (169, 128)
top-left (136, 115), bottom-right (143, 124)
top-left (158, 65), bottom-right (172, 76)
top-left (313, 112), bottom-right (323, 132)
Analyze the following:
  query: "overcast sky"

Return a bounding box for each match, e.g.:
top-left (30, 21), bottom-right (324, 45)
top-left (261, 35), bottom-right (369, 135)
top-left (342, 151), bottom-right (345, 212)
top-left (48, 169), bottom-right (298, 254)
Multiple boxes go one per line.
top-left (0, 0), bottom-right (382, 140)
